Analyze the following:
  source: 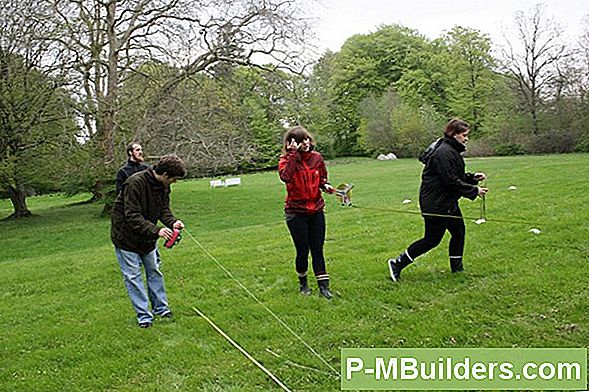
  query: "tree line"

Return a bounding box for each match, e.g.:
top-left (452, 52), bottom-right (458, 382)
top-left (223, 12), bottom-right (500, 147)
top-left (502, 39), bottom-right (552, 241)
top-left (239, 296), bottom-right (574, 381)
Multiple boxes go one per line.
top-left (1, 1), bottom-right (588, 218)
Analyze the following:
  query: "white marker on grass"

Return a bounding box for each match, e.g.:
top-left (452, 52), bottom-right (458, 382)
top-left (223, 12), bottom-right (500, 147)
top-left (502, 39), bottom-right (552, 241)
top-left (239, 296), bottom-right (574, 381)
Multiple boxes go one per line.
top-left (509, 186), bottom-right (517, 190)
top-left (529, 228), bottom-right (541, 234)
top-left (402, 199), bottom-right (412, 204)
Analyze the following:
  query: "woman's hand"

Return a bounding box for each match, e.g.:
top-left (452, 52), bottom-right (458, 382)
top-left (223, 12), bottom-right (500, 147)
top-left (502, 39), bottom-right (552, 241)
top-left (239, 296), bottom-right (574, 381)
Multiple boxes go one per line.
top-left (173, 220), bottom-right (184, 230)
top-left (323, 184), bottom-right (335, 194)
top-left (474, 172), bottom-right (487, 181)
top-left (287, 138), bottom-right (300, 151)
top-left (477, 187), bottom-right (488, 197)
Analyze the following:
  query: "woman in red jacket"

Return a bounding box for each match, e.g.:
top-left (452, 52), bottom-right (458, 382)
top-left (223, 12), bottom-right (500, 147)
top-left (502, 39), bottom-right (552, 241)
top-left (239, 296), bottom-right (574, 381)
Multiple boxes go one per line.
top-left (278, 126), bottom-right (335, 299)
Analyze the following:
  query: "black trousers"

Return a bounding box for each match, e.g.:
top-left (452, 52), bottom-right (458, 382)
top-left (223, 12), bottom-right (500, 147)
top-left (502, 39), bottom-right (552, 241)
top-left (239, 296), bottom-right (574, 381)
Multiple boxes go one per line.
top-left (285, 211), bottom-right (327, 276)
top-left (407, 214), bottom-right (466, 260)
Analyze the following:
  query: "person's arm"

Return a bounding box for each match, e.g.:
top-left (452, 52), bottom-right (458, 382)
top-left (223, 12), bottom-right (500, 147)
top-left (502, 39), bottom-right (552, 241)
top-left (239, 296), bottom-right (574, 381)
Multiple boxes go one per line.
top-left (465, 172), bottom-right (486, 184)
top-left (278, 150), bottom-right (299, 183)
top-left (115, 169), bottom-right (126, 195)
top-left (159, 191), bottom-right (177, 229)
top-left (318, 157), bottom-right (335, 193)
top-left (433, 154), bottom-right (479, 200)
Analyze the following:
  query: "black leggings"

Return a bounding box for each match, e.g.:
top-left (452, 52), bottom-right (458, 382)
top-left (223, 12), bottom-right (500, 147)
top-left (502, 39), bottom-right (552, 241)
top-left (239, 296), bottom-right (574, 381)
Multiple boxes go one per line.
top-left (285, 211), bottom-right (327, 276)
top-left (407, 215), bottom-right (466, 260)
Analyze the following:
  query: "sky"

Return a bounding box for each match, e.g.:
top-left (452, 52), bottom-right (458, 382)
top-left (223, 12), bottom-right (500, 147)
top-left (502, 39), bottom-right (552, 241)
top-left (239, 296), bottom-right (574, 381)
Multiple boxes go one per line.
top-left (311, 0), bottom-right (588, 53)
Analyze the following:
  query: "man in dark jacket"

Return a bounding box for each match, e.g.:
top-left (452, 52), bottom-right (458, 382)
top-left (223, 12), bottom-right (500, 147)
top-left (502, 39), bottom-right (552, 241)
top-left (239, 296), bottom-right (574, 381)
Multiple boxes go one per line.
top-left (388, 119), bottom-right (488, 281)
top-left (111, 154), bottom-right (186, 328)
top-left (115, 142), bottom-right (149, 195)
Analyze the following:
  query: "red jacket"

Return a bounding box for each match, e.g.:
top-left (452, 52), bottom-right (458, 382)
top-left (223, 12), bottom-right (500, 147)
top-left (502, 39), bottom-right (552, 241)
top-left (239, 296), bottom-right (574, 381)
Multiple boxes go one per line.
top-left (278, 150), bottom-right (331, 214)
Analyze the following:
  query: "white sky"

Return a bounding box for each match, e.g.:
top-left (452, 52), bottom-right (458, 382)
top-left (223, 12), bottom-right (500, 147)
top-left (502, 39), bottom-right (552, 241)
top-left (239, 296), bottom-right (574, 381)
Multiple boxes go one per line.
top-left (311, 0), bottom-right (588, 53)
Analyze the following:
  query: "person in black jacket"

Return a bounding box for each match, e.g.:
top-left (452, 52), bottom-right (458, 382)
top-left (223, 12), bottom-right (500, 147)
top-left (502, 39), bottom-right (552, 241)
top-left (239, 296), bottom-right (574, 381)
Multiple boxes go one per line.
top-left (111, 154), bottom-right (186, 328)
top-left (388, 118), bottom-right (488, 281)
top-left (115, 142), bottom-right (149, 195)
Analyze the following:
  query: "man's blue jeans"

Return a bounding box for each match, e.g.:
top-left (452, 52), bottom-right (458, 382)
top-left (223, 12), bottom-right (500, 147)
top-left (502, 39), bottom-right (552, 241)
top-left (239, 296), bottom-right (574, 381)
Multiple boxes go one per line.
top-left (115, 247), bottom-right (170, 324)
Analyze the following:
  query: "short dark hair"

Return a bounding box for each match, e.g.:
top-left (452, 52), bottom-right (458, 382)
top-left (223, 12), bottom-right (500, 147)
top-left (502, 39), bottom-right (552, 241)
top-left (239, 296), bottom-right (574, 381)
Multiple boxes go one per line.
top-left (444, 118), bottom-right (470, 137)
top-left (126, 142), bottom-right (141, 157)
top-left (153, 154), bottom-right (186, 178)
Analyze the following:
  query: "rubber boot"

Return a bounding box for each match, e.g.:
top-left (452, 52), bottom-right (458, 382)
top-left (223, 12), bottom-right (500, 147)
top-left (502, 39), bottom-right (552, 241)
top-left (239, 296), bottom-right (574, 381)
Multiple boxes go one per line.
top-left (317, 279), bottom-right (332, 300)
top-left (298, 275), bottom-right (311, 295)
top-left (388, 252), bottom-right (413, 281)
top-left (450, 257), bottom-right (464, 273)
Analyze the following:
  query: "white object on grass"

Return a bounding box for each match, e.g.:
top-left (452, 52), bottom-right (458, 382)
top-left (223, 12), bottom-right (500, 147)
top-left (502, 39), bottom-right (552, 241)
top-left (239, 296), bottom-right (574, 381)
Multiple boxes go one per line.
top-left (210, 179), bottom-right (224, 188)
top-left (225, 178), bottom-right (241, 187)
top-left (529, 228), bottom-right (541, 234)
top-left (508, 186), bottom-right (517, 190)
top-left (475, 218), bottom-right (486, 225)
top-left (402, 199), bottom-right (412, 204)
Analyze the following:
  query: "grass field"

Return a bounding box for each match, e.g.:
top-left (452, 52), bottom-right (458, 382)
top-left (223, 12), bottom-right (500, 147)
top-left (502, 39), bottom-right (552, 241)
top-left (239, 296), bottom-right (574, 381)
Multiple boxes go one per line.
top-left (1, 154), bottom-right (588, 391)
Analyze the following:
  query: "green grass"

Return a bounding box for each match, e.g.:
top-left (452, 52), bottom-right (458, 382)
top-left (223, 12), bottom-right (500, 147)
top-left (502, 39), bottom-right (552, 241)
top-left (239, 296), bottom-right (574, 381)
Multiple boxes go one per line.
top-left (1, 154), bottom-right (588, 391)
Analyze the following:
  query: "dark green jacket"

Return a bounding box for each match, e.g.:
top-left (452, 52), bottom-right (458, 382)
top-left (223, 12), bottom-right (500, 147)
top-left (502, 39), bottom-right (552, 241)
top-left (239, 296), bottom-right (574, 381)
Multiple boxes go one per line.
top-left (111, 169), bottom-right (176, 254)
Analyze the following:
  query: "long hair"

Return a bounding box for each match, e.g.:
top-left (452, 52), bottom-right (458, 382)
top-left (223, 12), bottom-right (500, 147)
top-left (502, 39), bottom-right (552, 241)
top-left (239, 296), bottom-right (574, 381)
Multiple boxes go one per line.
top-left (444, 118), bottom-right (470, 137)
top-left (281, 126), bottom-right (316, 155)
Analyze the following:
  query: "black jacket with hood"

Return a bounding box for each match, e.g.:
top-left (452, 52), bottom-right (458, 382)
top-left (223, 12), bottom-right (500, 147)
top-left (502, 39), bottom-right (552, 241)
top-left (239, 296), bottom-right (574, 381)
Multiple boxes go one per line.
top-left (419, 135), bottom-right (479, 216)
top-left (115, 159), bottom-right (149, 195)
top-left (111, 169), bottom-right (176, 254)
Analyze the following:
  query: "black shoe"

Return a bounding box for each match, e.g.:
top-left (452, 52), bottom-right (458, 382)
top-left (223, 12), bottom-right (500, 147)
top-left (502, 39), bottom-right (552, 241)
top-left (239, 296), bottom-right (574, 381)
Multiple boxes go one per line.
top-left (161, 311), bottom-right (173, 319)
top-left (139, 322), bottom-right (152, 328)
top-left (388, 257), bottom-right (402, 282)
top-left (298, 276), bottom-right (311, 295)
top-left (317, 280), bottom-right (332, 300)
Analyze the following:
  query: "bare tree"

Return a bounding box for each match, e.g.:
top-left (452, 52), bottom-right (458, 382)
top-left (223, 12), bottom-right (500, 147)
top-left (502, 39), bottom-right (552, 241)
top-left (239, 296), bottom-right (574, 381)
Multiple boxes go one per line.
top-left (579, 15), bottom-right (589, 101)
top-left (39, 0), bottom-right (315, 163)
top-left (500, 4), bottom-right (570, 135)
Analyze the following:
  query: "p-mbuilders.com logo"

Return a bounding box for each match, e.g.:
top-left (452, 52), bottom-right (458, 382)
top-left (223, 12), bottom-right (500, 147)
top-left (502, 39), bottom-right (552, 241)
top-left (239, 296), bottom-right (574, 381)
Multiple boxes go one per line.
top-left (341, 348), bottom-right (586, 390)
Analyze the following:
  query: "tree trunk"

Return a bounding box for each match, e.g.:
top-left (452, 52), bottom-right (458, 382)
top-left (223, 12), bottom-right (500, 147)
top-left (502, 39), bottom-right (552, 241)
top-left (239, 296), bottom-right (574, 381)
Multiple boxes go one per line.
top-left (4, 185), bottom-right (32, 219)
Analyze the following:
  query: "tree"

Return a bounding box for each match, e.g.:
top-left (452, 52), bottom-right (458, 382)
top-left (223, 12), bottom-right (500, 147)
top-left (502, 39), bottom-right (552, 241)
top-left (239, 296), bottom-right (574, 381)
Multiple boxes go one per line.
top-left (358, 88), bottom-right (441, 157)
top-left (40, 0), bottom-right (316, 166)
top-left (328, 25), bottom-right (429, 155)
top-left (0, 0), bottom-right (80, 219)
top-left (443, 26), bottom-right (497, 133)
top-left (500, 4), bottom-right (570, 135)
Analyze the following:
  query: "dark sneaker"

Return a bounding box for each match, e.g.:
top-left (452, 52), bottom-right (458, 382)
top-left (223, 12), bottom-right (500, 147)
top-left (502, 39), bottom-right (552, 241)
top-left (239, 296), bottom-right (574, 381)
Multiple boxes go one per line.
top-left (387, 257), bottom-right (402, 282)
top-left (139, 322), bottom-right (152, 328)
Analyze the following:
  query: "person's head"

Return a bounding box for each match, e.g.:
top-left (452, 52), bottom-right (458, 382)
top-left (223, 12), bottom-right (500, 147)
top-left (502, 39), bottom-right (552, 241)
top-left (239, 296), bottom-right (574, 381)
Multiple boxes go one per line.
top-left (126, 142), bottom-right (144, 162)
top-left (444, 118), bottom-right (470, 145)
top-left (153, 154), bottom-right (186, 186)
top-left (282, 126), bottom-right (315, 153)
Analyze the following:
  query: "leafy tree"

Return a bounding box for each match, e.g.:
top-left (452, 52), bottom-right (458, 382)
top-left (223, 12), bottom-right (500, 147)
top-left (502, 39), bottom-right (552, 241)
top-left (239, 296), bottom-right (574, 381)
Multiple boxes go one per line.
top-left (358, 88), bottom-right (442, 157)
top-left (0, 0), bottom-right (81, 219)
top-left (394, 38), bottom-right (451, 114)
top-left (443, 26), bottom-right (498, 133)
top-left (0, 52), bottom-right (79, 218)
top-left (328, 25), bottom-right (429, 155)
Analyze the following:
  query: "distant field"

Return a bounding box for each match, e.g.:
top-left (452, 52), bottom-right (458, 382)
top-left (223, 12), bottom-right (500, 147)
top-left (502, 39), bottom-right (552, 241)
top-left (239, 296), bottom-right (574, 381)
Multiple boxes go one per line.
top-left (1, 154), bottom-right (588, 391)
